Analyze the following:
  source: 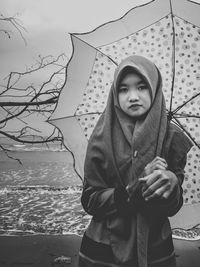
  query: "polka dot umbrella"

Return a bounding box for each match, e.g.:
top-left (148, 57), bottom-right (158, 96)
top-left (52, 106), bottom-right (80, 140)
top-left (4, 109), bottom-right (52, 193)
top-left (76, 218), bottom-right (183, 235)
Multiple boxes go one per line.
top-left (49, 0), bottom-right (200, 232)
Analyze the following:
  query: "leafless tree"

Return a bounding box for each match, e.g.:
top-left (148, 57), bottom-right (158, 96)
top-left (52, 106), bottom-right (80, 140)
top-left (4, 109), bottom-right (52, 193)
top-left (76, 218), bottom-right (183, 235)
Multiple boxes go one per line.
top-left (0, 53), bottom-right (68, 162)
top-left (0, 13), bottom-right (68, 164)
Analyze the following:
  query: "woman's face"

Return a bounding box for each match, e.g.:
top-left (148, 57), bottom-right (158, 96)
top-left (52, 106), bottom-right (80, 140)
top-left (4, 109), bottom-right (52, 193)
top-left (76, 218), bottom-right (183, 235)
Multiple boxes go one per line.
top-left (118, 72), bottom-right (151, 118)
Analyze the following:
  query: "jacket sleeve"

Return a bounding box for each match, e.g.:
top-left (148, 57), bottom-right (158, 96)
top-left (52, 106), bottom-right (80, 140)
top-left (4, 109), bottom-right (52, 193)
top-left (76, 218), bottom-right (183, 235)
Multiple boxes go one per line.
top-left (81, 181), bottom-right (131, 218)
top-left (81, 141), bottom-right (133, 218)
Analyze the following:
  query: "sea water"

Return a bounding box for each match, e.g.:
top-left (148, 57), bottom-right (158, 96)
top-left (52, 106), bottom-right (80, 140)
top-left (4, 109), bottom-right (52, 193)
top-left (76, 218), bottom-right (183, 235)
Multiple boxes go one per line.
top-left (0, 143), bottom-right (91, 236)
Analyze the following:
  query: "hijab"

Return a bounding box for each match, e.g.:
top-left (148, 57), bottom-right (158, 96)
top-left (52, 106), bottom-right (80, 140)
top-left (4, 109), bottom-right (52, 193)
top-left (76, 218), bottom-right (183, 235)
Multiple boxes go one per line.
top-left (83, 55), bottom-right (168, 266)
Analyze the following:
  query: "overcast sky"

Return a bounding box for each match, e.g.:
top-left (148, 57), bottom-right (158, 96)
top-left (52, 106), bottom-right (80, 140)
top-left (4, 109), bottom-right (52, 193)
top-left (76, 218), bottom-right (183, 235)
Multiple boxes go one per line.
top-left (1, 0), bottom-right (200, 139)
top-left (1, 0), bottom-right (200, 76)
top-left (1, 0), bottom-right (149, 77)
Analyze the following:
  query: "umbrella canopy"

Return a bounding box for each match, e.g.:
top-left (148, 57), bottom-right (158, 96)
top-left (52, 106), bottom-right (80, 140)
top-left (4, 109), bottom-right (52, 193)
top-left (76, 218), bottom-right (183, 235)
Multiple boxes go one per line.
top-left (49, 0), bottom-right (200, 230)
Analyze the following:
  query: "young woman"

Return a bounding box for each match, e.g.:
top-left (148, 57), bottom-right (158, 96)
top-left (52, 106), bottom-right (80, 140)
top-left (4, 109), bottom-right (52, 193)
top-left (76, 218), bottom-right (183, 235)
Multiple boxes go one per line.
top-left (78, 55), bottom-right (192, 267)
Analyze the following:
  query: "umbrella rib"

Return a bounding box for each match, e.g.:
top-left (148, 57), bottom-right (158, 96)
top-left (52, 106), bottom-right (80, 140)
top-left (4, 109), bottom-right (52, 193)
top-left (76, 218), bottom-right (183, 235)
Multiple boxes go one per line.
top-left (59, 134), bottom-right (84, 182)
top-left (71, 34), bottom-right (118, 66)
top-left (172, 92), bottom-right (200, 114)
top-left (172, 116), bottom-right (199, 148)
top-left (75, 111), bottom-right (103, 118)
top-left (169, 0), bottom-right (176, 113)
top-left (174, 113), bottom-right (200, 119)
top-left (173, 14), bottom-right (200, 30)
top-left (187, 0), bottom-right (200, 11)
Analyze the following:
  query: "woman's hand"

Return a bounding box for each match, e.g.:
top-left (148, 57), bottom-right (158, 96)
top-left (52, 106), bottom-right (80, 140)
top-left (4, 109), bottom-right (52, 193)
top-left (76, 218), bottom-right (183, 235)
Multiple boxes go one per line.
top-left (126, 157), bottom-right (169, 202)
top-left (144, 156), bottom-right (168, 176)
top-left (139, 170), bottom-right (179, 201)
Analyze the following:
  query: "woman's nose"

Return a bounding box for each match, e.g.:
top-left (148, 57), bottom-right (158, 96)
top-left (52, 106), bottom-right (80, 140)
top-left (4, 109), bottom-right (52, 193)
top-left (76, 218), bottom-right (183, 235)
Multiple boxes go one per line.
top-left (128, 90), bottom-right (139, 102)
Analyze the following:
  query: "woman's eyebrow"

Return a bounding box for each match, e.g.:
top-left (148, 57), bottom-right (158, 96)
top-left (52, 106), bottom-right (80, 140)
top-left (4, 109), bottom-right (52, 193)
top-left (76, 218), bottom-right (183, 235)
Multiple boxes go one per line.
top-left (137, 80), bottom-right (147, 85)
top-left (119, 81), bottom-right (147, 86)
top-left (119, 78), bottom-right (147, 87)
top-left (119, 83), bottom-right (128, 87)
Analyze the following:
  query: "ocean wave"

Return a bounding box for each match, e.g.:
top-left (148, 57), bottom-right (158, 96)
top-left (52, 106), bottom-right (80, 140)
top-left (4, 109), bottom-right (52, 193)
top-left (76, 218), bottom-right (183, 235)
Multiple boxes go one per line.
top-left (0, 185), bottom-right (82, 194)
top-left (0, 143), bottom-right (67, 152)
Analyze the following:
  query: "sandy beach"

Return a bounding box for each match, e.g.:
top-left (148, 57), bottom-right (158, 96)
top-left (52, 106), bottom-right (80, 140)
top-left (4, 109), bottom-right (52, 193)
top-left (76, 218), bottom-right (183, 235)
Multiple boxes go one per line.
top-left (0, 235), bottom-right (200, 267)
top-left (0, 234), bottom-right (82, 267)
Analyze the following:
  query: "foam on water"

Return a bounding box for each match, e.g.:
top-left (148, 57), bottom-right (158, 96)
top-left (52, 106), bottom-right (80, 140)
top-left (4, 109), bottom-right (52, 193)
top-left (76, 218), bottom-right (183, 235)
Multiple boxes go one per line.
top-left (0, 186), bottom-right (90, 236)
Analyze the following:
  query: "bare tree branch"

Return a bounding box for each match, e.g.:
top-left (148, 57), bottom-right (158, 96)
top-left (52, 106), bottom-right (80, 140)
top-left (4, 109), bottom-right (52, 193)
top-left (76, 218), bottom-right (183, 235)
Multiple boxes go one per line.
top-left (0, 144), bottom-right (23, 165)
top-left (0, 14), bottom-right (78, 181)
top-left (0, 13), bottom-right (27, 44)
top-left (0, 53), bottom-right (68, 158)
top-left (0, 97), bottom-right (57, 107)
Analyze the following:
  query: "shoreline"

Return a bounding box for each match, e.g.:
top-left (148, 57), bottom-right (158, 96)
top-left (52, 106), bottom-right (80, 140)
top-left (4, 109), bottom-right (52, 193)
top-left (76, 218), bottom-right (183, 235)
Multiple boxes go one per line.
top-left (0, 150), bottom-right (73, 164)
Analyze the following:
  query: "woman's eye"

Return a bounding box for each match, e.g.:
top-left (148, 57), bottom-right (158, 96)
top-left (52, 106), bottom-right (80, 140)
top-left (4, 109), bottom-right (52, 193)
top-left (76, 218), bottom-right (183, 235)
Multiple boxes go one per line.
top-left (138, 85), bottom-right (148, 91)
top-left (119, 87), bottom-right (128, 93)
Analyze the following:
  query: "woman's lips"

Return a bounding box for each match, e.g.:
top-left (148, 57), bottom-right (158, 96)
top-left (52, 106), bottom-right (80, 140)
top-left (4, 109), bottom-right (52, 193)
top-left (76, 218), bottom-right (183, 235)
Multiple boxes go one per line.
top-left (129, 104), bottom-right (141, 109)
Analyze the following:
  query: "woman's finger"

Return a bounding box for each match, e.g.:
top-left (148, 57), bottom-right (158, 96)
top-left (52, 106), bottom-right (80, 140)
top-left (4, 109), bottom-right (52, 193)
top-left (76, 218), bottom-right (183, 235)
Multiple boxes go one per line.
top-left (153, 160), bottom-right (167, 168)
top-left (144, 183), bottom-right (171, 201)
top-left (139, 173), bottom-right (158, 186)
top-left (143, 170), bottom-right (164, 187)
top-left (151, 156), bottom-right (167, 165)
top-left (162, 188), bottom-right (173, 199)
top-left (153, 162), bottom-right (167, 170)
top-left (142, 177), bottom-right (169, 198)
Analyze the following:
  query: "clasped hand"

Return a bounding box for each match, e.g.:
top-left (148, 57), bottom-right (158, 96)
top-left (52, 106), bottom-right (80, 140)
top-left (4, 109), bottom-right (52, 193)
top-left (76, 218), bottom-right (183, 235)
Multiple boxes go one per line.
top-left (139, 157), bottom-right (178, 201)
